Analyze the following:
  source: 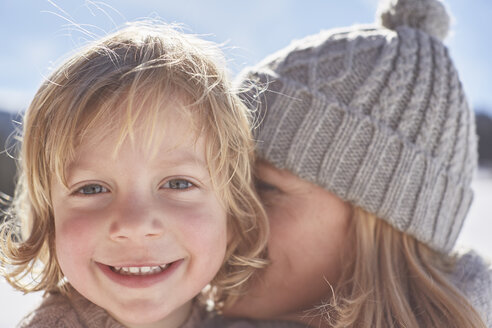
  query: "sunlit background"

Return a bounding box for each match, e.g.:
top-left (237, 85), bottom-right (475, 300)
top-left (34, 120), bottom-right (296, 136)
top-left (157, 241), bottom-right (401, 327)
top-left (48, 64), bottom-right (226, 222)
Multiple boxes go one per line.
top-left (1, 0), bottom-right (492, 113)
top-left (0, 1), bottom-right (491, 326)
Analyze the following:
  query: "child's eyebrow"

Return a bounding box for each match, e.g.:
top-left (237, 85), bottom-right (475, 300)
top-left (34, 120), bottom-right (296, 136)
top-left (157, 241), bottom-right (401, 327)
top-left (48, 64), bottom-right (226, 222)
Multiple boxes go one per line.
top-left (152, 150), bottom-right (207, 169)
top-left (63, 151), bottom-right (208, 185)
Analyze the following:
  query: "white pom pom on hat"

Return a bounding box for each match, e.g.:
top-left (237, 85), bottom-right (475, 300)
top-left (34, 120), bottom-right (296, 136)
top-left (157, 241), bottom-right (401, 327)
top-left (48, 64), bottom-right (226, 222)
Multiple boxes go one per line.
top-left (377, 0), bottom-right (450, 40)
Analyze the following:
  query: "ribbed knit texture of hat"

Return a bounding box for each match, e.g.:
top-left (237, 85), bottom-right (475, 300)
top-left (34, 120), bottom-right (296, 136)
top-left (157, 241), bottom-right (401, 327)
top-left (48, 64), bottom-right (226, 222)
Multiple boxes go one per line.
top-left (238, 0), bottom-right (477, 253)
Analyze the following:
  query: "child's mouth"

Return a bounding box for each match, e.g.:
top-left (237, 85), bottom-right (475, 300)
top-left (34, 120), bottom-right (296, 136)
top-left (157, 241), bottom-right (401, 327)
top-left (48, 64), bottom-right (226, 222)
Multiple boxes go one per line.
top-left (97, 260), bottom-right (183, 288)
top-left (109, 264), bottom-right (170, 276)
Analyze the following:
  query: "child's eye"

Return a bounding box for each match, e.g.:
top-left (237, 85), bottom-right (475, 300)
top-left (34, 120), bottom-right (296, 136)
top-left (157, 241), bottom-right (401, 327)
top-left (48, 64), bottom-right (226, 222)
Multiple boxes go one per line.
top-left (76, 184), bottom-right (109, 195)
top-left (162, 179), bottom-right (195, 190)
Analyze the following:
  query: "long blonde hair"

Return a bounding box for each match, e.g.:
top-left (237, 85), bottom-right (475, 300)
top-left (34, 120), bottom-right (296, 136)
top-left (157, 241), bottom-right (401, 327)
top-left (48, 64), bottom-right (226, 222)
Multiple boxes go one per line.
top-left (0, 21), bottom-right (268, 307)
top-left (320, 207), bottom-right (486, 327)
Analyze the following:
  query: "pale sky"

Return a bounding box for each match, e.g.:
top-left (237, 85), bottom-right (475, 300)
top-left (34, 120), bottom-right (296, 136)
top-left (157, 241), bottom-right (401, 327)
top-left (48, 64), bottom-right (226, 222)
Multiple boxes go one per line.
top-left (1, 0), bottom-right (491, 114)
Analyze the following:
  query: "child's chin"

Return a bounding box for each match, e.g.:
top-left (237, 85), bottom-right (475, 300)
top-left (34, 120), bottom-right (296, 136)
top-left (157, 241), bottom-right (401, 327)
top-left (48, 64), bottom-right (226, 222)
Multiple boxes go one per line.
top-left (108, 304), bottom-right (182, 327)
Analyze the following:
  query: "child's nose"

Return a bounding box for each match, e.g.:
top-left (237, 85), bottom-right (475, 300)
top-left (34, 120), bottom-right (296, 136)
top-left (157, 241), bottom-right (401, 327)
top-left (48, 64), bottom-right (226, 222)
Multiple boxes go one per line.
top-left (108, 197), bottom-right (165, 242)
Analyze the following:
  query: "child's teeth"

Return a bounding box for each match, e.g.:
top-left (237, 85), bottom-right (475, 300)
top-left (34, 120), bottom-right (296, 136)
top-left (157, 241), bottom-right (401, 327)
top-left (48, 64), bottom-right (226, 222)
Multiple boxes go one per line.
top-left (111, 265), bottom-right (169, 275)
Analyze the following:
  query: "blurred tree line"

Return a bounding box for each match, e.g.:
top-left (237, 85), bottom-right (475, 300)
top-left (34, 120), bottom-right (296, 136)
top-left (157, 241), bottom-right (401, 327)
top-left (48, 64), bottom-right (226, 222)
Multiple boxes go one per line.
top-left (0, 110), bottom-right (18, 198)
top-left (476, 109), bottom-right (492, 167)
top-left (1, 108), bottom-right (492, 211)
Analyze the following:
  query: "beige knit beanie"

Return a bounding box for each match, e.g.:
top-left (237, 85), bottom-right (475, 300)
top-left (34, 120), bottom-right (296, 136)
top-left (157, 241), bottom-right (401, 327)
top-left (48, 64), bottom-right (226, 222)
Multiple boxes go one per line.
top-left (238, 0), bottom-right (477, 253)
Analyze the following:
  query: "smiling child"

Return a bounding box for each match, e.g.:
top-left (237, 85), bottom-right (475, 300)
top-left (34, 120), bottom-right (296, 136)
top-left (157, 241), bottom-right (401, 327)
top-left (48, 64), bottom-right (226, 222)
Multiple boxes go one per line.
top-left (0, 22), bottom-right (268, 328)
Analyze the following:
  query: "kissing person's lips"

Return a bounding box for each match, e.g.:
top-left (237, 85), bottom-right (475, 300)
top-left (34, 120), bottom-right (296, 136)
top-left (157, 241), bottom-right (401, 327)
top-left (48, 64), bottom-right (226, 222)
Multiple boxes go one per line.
top-left (96, 260), bottom-right (183, 288)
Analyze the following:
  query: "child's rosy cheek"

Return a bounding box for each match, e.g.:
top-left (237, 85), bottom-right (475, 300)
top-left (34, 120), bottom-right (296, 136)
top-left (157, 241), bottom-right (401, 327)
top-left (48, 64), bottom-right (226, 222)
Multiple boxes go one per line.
top-left (55, 212), bottom-right (102, 254)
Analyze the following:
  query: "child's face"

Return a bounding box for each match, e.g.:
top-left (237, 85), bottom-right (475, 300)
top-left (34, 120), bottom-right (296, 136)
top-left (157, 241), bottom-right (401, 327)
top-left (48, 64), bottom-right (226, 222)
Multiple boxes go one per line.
top-left (51, 108), bottom-right (228, 327)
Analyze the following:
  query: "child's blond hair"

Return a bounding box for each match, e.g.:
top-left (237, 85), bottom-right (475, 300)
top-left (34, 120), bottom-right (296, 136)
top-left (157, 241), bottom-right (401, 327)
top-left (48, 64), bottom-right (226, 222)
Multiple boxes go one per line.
top-left (0, 21), bottom-right (268, 307)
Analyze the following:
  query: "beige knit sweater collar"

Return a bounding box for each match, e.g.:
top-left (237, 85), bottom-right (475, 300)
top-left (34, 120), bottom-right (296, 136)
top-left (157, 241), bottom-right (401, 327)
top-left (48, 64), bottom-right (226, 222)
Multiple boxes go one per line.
top-left (18, 288), bottom-right (205, 328)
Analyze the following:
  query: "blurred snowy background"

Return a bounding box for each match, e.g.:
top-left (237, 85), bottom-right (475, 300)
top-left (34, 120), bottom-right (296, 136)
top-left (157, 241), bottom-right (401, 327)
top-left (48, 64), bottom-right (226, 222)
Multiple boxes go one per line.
top-left (1, 0), bottom-right (491, 326)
